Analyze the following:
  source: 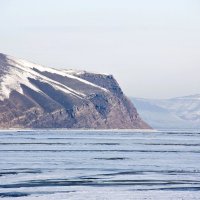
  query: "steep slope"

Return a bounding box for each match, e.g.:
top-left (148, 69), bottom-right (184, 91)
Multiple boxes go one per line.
top-left (132, 96), bottom-right (200, 129)
top-left (0, 53), bottom-right (150, 129)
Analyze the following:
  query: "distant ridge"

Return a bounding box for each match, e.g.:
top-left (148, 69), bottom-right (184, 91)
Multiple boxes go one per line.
top-left (132, 95), bottom-right (200, 129)
top-left (0, 53), bottom-right (151, 129)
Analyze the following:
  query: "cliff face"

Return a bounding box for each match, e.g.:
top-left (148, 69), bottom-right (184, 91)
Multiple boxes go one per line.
top-left (0, 53), bottom-right (151, 129)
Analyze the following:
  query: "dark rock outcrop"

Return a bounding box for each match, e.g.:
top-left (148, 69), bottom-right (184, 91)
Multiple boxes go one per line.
top-left (0, 53), bottom-right (151, 129)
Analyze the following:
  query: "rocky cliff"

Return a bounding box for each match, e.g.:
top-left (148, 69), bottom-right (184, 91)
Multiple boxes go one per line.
top-left (0, 53), bottom-right (151, 129)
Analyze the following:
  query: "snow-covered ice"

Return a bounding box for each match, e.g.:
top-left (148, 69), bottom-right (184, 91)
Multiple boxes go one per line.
top-left (0, 130), bottom-right (200, 199)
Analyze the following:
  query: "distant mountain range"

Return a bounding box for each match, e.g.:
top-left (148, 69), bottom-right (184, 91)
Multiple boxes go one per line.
top-left (0, 53), bottom-right (150, 129)
top-left (132, 95), bottom-right (200, 129)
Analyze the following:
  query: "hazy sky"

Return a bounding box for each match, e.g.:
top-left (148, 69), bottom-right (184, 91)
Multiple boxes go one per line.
top-left (1, 0), bottom-right (200, 98)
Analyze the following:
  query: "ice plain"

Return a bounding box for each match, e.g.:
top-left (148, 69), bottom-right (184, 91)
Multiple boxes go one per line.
top-left (0, 130), bottom-right (200, 199)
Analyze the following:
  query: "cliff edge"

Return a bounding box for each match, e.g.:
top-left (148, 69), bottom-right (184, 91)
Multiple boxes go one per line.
top-left (0, 53), bottom-right (151, 129)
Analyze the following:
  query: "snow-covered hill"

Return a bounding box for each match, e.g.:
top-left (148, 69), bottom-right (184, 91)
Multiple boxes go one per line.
top-left (132, 95), bottom-right (200, 129)
top-left (0, 54), bottom-right (107, 101)
top-left (0, 53), bottom-right (150, 129)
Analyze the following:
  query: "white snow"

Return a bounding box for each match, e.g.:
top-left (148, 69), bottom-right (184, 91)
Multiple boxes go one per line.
top-left (8, 56), bottom-right (108, 92)
top-left (0, 55), bottom-right (108, 100)
top-left (0, 64), bottom-right (42, 100)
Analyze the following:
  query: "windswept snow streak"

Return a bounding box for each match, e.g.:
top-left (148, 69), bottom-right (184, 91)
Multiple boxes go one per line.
top-left (0, 55), bottom-right (108, 100)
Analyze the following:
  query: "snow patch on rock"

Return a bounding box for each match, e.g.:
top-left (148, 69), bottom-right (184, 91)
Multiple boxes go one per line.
top-left (0, 54), bottom-right (108, 101)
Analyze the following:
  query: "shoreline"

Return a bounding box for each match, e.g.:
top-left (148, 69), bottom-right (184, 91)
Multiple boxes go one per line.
top-left (0, 128), bottom-right (155, 132)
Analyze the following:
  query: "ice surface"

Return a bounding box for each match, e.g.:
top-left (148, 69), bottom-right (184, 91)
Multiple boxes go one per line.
top-left (0, 130), bottom-right (200, 199)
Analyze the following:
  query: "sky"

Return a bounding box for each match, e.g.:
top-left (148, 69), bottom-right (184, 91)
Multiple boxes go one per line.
top-left (0, 0), bottom-right (200, 99)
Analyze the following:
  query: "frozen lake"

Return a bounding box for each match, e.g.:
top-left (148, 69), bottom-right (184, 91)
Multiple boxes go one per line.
top-left (0, 130), bottom-right (200, 200)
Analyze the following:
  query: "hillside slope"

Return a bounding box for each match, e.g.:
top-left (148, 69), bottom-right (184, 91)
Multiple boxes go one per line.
top-left (132, 96), bottom-right (200, 129)
top-left (0, 53), bottom-right (150, 129)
